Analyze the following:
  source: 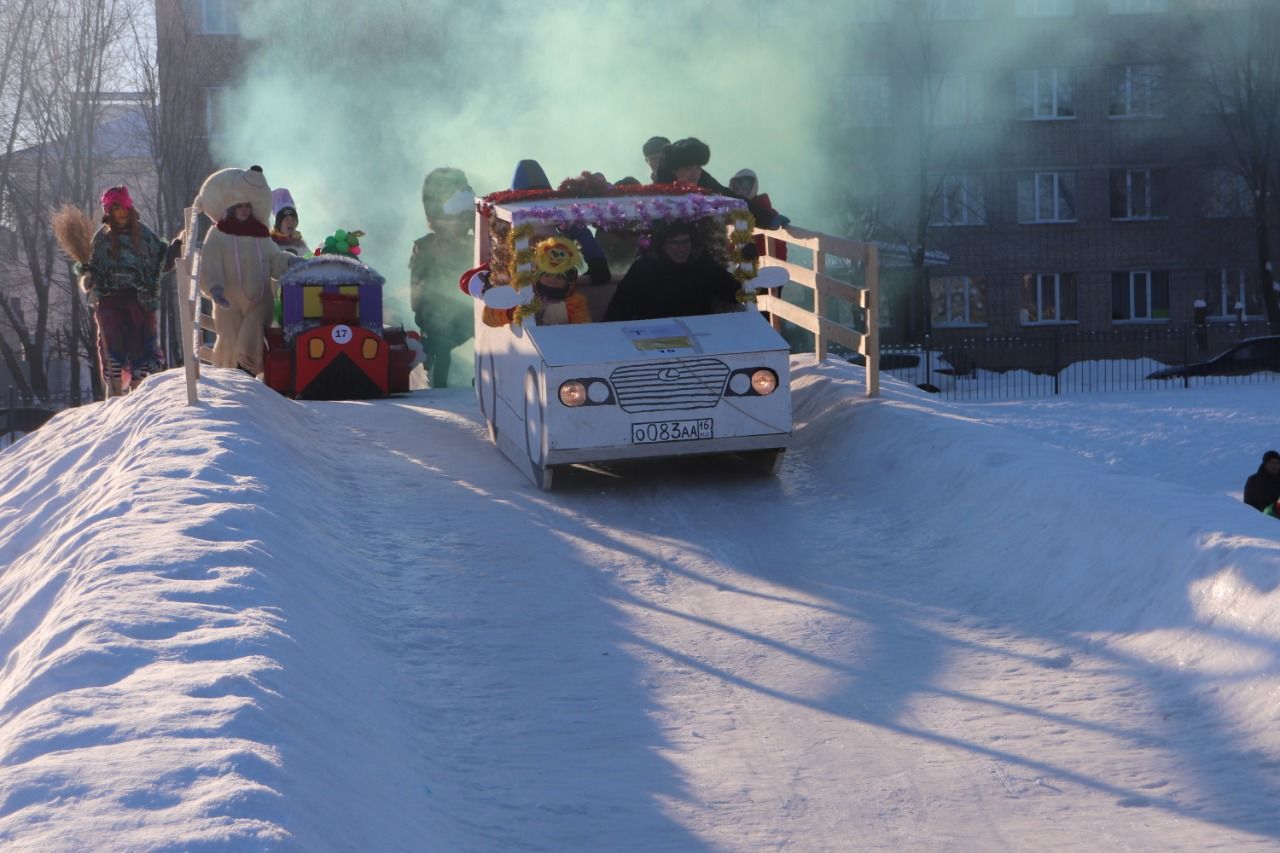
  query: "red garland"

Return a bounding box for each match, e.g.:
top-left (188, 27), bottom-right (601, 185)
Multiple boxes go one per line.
top-left (479, 180), bottom-right (718, 216)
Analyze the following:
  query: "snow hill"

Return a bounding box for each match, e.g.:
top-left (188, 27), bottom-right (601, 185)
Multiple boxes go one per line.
top-left (1, 361), bottom-right (1278, 851)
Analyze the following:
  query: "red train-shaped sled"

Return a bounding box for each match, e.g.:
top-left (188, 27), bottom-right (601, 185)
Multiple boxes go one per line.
top-left (262, 254), bottom-right (415, 399)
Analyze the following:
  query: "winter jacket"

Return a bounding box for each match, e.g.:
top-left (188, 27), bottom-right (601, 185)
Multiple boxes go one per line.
top-left (83, 223), bottom-right (167, 310)
top-left (603, 249), bottom-right (742, 322)
top-left (199, 225), bottom-right (292, 309)
top-left (1244, 464), bottom-right (1280, 510)
top-left (409, 231), bottom-right (476, 353)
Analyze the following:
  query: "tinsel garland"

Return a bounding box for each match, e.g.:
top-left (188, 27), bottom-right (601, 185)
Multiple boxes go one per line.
top-left (726, 210), bottom-right (759, 287)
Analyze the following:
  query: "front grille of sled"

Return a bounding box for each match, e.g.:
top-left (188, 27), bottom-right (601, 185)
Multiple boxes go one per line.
top-left (609, 358), bottom-right (730, 413)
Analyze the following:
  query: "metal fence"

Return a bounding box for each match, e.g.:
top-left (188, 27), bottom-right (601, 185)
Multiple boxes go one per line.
top-left (871, 324), bottom-right (1280, 401)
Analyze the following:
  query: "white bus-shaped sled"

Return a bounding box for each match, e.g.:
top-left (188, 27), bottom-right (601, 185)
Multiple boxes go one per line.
top-left (471, 191), bottom-right (792, 490)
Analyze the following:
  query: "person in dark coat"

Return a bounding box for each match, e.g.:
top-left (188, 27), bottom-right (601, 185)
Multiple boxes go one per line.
top-left (603, 220), bottom-right (743, 322)
top-left (1244, 450), bottom-right (1280, 511)
top-left (653, 137), bottom-right (732, 195)
top-left (642, 136), bottom-right (669, 182)
top-left (409, 167), bottom-right (475, 388)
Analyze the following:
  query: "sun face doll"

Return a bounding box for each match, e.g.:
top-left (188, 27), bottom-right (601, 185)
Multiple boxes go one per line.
top-left (529, 235), bottom-right (591, 326)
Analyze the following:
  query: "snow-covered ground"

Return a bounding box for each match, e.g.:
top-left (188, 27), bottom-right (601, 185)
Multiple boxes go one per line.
top-left (1, 360), bottom-right (1278, 851)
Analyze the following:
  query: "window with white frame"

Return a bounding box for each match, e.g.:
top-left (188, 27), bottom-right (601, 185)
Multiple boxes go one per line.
top-left (845, 75), bottom-right (892, 127)
top-left (1111, 270), bottom-right (1170, 321)
top-left (1108, 0), bottom-right (1168, 13)
top-left (1016, 68), bottom-right (1074, 119)
top-left (932, 72), bottom-right (984, 126)
top-left (1017, 172), bottom-right (1076, 223)
top-left (1204, 170), bottom-right (1255, 218)
top-left (205, 86), bottom-right (230, 137)
top-left (1020, 273), bottom-right (1078, 323)
top-left (930, 276), bottom-right (988, 326)
top-left (188, 0), bottom-right (239, 34)
top-left (1205, 269), bottom-right (1264, 319)
top-left (928, 0), bottom-right (984, 20)
top-left (1109, 64), bottom-right (1165, 117)
top-left (931, 174), bottom-right (986, 226)
top-left (1109, 168), bottom-right (1167, 219)
top-left (1015, 0), bottom-right (1075, 16)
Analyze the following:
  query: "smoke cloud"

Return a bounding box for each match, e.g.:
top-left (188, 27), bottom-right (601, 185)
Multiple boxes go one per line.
top-left (212, 0), bottom-right (844, 325)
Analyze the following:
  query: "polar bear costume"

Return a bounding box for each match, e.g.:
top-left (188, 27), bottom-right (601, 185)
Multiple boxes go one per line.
top-left (195, 166), bottom-right (293, 374)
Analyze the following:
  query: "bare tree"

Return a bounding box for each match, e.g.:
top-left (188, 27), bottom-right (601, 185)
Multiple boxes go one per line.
top-left (832, 0), bottom-right (989, 343)
top-left (1194, 1), bottom-right (1280, 334)
top-left (1, 0), bottom-right (156, 404)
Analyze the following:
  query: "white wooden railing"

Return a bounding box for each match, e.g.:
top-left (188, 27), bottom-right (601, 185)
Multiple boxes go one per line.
top-left (753, 225), bottom-right (880, 397)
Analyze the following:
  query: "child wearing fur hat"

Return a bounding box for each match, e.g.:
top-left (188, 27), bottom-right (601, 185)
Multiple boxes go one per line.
top-left (270, 188), bottom-right (309, 256)
top-left (195, 166), bottom-right (296, 376)
top-left (76, 185), bottom-right (168, 395)
top-left (654, 137), bottom-right (732, 195)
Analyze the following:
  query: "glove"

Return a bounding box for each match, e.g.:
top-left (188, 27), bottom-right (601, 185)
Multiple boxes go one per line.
top-left (768, 214), bottom-right (791, 229)
top-left (740, 242), bottom-right (760, 261)
top-left (210, 284), bottom-right (230, 307)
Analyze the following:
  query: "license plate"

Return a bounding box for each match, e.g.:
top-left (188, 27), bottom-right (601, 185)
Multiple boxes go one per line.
top-left (631, 418), bottom-right (714, 444)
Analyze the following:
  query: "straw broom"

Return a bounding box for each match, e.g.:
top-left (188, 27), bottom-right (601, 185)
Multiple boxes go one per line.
top-left (51, 204), bottom-right (96, 294)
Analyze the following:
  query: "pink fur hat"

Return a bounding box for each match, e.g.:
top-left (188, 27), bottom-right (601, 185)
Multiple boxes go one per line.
top-left (100, 185), bottom-right (133, 212)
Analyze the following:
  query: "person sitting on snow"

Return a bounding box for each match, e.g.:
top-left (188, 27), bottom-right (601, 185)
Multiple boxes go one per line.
top-left (1244, 449), bottom-right (1280, 512)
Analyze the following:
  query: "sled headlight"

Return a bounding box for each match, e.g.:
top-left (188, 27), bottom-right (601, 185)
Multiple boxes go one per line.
top-left (559, 380), bottom-right (587, 407)
top-left (558, 378), bottom-right (614, 407)
top-left (751, 369), bottom-right (778, 395)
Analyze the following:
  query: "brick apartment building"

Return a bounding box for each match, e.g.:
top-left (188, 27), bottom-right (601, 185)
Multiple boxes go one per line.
top-left (153, 0), bottom-right (248, 223)
top-left (840, 0), bottom-right (1274, 365)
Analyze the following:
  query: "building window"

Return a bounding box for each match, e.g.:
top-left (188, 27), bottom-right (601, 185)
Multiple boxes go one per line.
top-left (931, 174), bottom-right (986, 226)
top-left (1206, 269), bottom-right (1264, 319)
top-left (1204, 170), bottom-right (1255, 218)
top-left (1018, 172), bottom-right (1076, 223)
top-left (1111, 270), bottom-right (1170, 321)
top-left (205, 86), bottom-right (230, 137)
top-left (1016, 0), bottom-right (1075, 16)
top-left (1108, 0), bottom-right (1168, 13)
top-left (1016, 68), bottom-right (1074, 119)
top-left (931, 72), bottom-right (984, 125)
top-left (1020, 273), bottom-right (1078, 324)
top-left (188, 0), bottom-right (239, 34)
top-left (845, 75), bottom-right (891, 127)
top-left (928, 0), bottom-right (984, 20)
top-left (931, 276), bottom-right (988, 326)
top-left (1109, 168), bottom-right (1167, 220)
top-left (1109, 65), bottom-right (1165, 117)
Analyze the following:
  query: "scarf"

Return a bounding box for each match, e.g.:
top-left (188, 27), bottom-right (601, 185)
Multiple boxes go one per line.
top-left (216, 216), bottom-right (271, 238)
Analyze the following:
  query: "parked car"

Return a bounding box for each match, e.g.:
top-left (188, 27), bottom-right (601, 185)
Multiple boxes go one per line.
top-left (1146, 335), bottom-right (1280, 379)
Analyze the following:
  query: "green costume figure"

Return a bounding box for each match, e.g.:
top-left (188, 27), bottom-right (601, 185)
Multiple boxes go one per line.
top-left (409, 167), bottom-right (475, 388)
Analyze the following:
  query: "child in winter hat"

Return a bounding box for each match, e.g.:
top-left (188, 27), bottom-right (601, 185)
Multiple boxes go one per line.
top-left (270, 187), bottom-right (308, 255)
